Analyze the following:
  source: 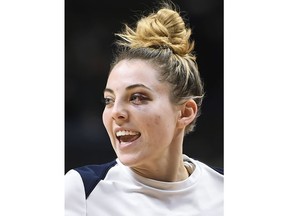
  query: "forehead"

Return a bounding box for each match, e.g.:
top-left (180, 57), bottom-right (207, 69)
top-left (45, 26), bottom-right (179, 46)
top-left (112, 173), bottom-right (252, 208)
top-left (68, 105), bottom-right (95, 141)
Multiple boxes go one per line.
top-left (106, 59), bottom-right (165, 91)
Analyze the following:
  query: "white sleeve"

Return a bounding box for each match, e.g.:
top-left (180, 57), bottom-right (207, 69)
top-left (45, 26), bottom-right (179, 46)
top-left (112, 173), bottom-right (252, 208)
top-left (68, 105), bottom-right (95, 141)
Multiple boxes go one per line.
top-left (65, 169), bottom-right (86, 216)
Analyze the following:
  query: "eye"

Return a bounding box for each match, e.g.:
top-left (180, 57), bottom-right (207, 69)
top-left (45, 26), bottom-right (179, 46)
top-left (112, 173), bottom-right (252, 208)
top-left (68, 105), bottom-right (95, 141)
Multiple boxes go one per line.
top-left (103, 97), bottom-right (114, 106)
top-left (130, 93), bottom-right (149, 105)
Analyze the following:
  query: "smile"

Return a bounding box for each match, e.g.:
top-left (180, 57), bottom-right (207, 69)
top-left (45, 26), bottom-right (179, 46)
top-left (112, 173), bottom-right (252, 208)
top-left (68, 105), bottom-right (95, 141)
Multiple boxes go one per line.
top-left (116, 130), bottom-right (141, 143)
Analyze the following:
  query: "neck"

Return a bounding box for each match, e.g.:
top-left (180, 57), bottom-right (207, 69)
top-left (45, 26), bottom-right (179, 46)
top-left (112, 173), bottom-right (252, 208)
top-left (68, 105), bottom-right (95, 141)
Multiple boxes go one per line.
top-left (131, 156), bottom-right (189, 182)
top-left (131, 134), bottom-right (189, 182)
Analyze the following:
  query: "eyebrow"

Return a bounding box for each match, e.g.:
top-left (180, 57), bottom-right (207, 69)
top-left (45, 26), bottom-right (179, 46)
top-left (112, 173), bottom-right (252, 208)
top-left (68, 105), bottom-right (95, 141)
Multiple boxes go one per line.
top-left (104, 84), bottom-right (152, 94)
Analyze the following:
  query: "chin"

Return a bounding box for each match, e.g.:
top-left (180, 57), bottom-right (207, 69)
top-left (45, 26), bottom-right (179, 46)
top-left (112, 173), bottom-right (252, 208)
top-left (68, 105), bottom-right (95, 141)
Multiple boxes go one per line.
top-left (117, 153), bottom-right (142, 167)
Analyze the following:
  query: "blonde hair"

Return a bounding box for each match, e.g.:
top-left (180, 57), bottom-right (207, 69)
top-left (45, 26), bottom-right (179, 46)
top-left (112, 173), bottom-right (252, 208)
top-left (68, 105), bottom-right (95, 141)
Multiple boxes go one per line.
top-left (110, 1), bottom-right (204, 134)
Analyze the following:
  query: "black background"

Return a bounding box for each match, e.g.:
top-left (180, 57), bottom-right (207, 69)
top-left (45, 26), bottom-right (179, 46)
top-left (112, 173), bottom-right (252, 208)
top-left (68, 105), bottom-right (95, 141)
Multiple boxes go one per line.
top-left (65, 0), bottom-right (223, 173)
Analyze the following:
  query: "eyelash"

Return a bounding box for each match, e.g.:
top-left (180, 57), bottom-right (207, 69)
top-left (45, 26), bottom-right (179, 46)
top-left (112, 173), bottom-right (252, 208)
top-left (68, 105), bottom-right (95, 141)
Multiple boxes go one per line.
top-left (130, 93), bottom-right (149, 105)
top-left (103, 97), bottom-right (114, 106)
top-left (103, 93), bottom-right (149, 106)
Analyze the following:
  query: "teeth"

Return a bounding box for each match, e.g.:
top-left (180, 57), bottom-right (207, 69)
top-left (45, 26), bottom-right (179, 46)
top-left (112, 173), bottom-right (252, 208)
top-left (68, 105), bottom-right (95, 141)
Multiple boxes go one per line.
top-left (116, 130), bottom-right (139, 137)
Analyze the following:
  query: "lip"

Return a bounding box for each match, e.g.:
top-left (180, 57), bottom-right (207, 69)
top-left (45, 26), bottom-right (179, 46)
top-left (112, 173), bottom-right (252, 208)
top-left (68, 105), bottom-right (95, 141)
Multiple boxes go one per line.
top-left (114, 127), bottom-right (141, 148)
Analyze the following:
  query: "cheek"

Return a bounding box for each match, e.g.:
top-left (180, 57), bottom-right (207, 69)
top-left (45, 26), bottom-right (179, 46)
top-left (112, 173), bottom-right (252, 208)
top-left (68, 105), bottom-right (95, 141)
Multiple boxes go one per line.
top-left (153, 115), bottom-right (161, 126)
top-left (102, 110), bottom-right (110, 129)
top-left (145, 114), bottom-right (167, 131)
top-left (151, 111), bottom-right (177, 132)
top-left (143, 106), bottom-right (176, 129)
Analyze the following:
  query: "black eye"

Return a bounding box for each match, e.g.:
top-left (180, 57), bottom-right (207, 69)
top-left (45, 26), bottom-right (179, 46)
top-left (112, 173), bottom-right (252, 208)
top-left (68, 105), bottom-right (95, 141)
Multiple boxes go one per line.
top-left (130, 93), bottom-right (149, 105)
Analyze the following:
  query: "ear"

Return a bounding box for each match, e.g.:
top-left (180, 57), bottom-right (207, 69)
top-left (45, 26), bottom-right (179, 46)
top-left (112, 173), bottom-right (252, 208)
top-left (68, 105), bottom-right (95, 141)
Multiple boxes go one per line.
top-left (177, 99), bottom-right (197, 129)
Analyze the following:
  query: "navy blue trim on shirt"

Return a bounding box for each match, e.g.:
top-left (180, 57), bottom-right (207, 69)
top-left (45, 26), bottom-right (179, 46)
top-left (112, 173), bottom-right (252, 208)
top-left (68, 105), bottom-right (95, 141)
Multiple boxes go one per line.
top-left (75, 160), bottom-right (117, 199)
top-left (212, 167), bottom-right (224, 175)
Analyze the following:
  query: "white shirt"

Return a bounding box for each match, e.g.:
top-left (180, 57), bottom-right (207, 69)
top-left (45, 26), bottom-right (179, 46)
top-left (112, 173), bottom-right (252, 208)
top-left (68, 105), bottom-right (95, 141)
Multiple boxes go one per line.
top-left (65, 155), bottom-right (223, 216)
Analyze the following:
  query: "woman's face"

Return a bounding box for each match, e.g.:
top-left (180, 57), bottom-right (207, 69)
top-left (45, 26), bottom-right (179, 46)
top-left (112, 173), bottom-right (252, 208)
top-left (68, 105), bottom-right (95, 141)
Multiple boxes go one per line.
top-left (102, 59), bottom-right (182, 168)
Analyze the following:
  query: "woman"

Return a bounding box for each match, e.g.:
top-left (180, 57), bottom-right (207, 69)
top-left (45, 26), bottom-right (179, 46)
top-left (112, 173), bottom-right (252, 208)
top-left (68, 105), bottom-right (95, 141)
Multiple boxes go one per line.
top-left (65, 1), bottom-right (223, 215)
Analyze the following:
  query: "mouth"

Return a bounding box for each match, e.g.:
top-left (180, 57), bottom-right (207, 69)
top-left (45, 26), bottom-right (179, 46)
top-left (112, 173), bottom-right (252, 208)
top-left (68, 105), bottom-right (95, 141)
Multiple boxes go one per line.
top-left (116, 130), bottom-right (141, 143)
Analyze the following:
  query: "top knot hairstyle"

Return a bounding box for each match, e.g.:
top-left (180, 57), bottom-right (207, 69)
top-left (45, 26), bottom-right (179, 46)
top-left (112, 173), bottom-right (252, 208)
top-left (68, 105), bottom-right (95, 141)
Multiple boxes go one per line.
top-left (110, 1), bottom-right (205, 134)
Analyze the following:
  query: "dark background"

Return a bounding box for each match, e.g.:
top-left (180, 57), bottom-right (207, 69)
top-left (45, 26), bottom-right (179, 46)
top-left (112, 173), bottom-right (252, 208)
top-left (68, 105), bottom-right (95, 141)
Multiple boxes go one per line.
top-left (65, 0), bottom-right (223, 173)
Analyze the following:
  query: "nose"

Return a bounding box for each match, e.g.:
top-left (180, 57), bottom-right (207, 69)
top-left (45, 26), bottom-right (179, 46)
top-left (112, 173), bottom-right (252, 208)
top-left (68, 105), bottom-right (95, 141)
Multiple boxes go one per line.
top-left (111, 100), bottom-right (128, 123)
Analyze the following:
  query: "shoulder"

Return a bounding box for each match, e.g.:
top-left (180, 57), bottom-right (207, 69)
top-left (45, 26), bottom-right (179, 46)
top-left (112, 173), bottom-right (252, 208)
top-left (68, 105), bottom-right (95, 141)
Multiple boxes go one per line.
top-left (65, 160), bottom-right (118, 215)
top-left (194, 159), bottom-right (224, 186)
top-left (183, 154), bottom-right (224, 176)
top-left (211, 166), bottom-right (224, 175)
top-left (190, 158), bottom-right (224, 200)
top-left (71, 160), bottom-right (118, 198)
top-left (65, 169), bottom-right (86, 216)
top-left (65, 169), bottom-right (85, 197)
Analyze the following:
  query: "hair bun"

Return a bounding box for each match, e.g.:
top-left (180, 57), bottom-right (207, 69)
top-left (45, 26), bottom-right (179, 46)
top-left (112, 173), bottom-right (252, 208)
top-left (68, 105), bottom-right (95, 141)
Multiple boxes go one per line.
top-left (116, 7), bottom-right (195, 56)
